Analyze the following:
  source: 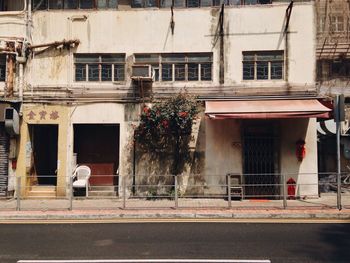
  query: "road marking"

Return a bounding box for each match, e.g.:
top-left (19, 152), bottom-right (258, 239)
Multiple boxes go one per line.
top-left (17, 260), bottom-right (271, 263)
top-left (2, 218), bottom-right (350, 224)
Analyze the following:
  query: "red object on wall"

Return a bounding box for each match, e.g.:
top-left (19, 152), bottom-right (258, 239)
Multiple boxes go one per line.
top-left (287, 178), bottom-right (296, 199)
top-left (11, 159), bottom-right (17, 170)
top-left (296, 139), bottom-right (306, 161)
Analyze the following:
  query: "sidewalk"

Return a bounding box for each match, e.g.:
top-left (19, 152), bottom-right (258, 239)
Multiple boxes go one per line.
top-left (1, 194), bottom-right (350, 221)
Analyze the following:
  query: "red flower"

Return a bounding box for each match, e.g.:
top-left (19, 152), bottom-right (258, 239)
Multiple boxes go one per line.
top-left (179, 111), bottom-right (188, 118)
top-left (162, 120), bottom-right (169, 129)
top-left (143, 107), bottom-right (151, 117)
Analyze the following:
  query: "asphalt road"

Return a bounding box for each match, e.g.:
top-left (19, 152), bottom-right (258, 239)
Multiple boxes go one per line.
top-left (0, 221), bottom-right (349, 263)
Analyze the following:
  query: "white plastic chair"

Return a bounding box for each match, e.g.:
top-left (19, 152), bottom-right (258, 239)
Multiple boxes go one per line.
top-left (72, 165), bottom-right (91, 197)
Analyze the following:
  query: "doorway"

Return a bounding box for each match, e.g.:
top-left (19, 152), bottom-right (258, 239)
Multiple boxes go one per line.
top-left (243, 121), bottom-right (280, 199)
top-left (73, 124), bottom-right (120, 186)
top-left (29, 125), bottom-right (58, 185)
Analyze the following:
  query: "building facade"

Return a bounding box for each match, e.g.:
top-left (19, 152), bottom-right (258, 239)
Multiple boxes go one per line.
top-left (0, 0), bottom-right (331, 199)
top-left (315, 0), bottom-right (350, 175)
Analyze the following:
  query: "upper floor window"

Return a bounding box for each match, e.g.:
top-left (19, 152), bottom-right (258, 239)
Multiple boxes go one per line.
top-left (0, 55), bottom-right (5, 82)
top-left (134, 53), bottom-right (212, 82)
top-left (32, 0), bottom-right (117, 10)
top-left (74, 54), bottom-right (125, 82)
top-left (131, 0), bottom-right (271, 8)
top-left (317, 16), bottom-right (326, 33)
top-left (317, 59), bottom-right (350, 81)
top-left (330, 15), bottom-right (344, 32)
top-left (0, 0), bottom-right (25, 11)
top-left (243, 51), bottom-right (284, 81)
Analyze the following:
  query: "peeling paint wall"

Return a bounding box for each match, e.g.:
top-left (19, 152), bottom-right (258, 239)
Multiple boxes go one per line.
top-left (27, 3), bottom-right (315, 94)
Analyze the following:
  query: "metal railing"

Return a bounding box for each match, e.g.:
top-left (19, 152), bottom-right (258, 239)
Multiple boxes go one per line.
top-left (0, 172), bottom-right (349, 211)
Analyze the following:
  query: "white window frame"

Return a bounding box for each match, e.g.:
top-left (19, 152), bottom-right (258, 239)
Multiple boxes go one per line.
top-left (74, 54), bottom-right (125, 83)
top-left (134, 53), bottom-right (213, 82)
top-left (242, 51), bottom-right (284, 81)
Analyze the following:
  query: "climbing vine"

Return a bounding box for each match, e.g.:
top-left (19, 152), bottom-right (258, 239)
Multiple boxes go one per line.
top-left (134, 93), bottom-right (199, 175)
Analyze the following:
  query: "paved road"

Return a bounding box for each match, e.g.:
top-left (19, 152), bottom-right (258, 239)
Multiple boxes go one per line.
top-left (1, 222), bottom-right (349, 263)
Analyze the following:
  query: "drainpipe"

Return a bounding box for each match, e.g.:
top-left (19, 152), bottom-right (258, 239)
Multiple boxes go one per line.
top-left (17, 56), bottom-right (26, 101)
top-left (132, 130), bottom-right (136, 195)
top-left (27, 0), bottom-right (32, 42)
top-left (219, 4), bottom-right (224, 85)
top-left (284, 1), bottom-right (294, 85)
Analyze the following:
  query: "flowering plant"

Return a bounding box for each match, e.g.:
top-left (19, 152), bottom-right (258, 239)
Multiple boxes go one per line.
top-left (134, 93), bottom-right (199, 175)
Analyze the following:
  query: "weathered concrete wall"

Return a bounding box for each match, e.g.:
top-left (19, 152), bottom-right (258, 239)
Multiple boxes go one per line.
top-left (27, 3), bottom-right (315, 94)
top-left (204, 118), bottom-right (242, 195)
top-left (280, 118), bottom-right (318, 197)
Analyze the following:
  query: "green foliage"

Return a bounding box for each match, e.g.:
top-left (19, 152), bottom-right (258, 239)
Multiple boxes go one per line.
top-left (135, 93), bottom-right (199, 175)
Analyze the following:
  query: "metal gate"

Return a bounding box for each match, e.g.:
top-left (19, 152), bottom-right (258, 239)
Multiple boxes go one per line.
top-left (243, 123), bottom-right (280, 199)
top-left (0, 123), bottom-right (9, 197)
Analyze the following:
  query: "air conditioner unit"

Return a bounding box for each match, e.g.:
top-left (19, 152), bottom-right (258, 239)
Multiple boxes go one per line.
top-left (132, 65), bottom-right (152, 79)
top-left (4, 107), bottom-right (19, 136)
top-left (131, 65), bottom-right (153, 99)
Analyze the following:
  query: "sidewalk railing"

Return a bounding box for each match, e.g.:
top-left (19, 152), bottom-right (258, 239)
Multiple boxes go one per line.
top-left (0, 172), bottom-right (349, 211)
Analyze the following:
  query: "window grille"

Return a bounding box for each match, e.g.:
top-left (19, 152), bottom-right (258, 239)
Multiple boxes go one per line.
top-left (243, 51), bottom-right (284, 81)
top-left (74, 54), bottom-right (125, 82)
top-left (134, 53), bottom-right (212, 82)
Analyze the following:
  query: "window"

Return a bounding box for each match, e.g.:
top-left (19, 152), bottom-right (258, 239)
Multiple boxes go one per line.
top-left (331, 15), bottom-right (344, 32)
top-left (131, 0), bottom-right (158, 7)
top-left (317, 16), bottom-right (325, 33)
top-left (331, 60), bottom-right (350, 78)
top-left (32, 0), bottom-right (118, 10)
top-left (131, 0), bottom-right (271, 8)
top-left (134, 53), bottom-right (212, 82)
top-left (97, 0), bottom-right (117, 8)
top-left (74, 54), bottom-right (125, 82)
top-left (0, 0), bottom-right (25, 11)
top-left (243, 51), bottom-right (284, 80)
top-left (317, 60), bottom-right (350, 81)
top-left (0, 55), bottom-right (5, 82)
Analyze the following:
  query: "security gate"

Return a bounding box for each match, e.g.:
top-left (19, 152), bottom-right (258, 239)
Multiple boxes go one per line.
top-left (0, 123), bottom-right (9, 197)
top-left (243, 123), bottom-right (280, 199)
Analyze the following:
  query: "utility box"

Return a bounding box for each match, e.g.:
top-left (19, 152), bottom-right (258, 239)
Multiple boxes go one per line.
top-left (4, 107), bottom-right (19, 136)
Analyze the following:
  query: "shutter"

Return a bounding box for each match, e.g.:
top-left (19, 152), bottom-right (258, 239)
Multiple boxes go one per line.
top-left (0, 123), bottom-right (9, 197)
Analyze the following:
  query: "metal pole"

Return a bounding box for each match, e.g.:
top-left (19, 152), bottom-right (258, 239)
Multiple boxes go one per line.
top-left (227, 174), bottom-right (232, 208)
top-left (16, 176), bottom-right (21, 211)
top-left (174, 175), bottom-right (178, 209)
top-left (122, 177), bottom-right (126, 209)
top-left (282, 173), bottom-right (287, 209)
top-left (336, 95), bottom-right (342, 210)
top-left (69, 175), bottom-right (73, 211)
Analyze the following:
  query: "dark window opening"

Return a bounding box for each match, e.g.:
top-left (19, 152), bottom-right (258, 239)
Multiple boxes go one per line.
top-left (0, 55), bottom-right (5, 82)
top-left (0, 0), bottom-right (25, 11)
top-left (317, 59), bottom-right (350, 81)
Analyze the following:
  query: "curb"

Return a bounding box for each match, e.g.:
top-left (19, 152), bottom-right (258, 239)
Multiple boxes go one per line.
top-left (0, 212), bottom-right (350, 221)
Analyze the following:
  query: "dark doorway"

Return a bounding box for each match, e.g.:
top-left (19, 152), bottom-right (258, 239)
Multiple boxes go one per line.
top-left (29, 125), bottom-right (58, 185)
top-left (243, 121), bottom-right (280, 199)
top-left (73, 124), bottom-right (119, 186)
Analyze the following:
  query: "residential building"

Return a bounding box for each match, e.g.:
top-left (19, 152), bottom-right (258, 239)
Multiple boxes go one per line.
top-left (0, 0), bottom-right (331, 199)
top-left (315, 0), bottom-right (350, 175)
